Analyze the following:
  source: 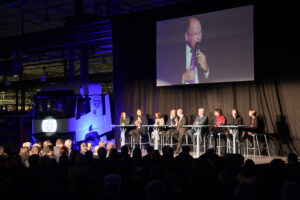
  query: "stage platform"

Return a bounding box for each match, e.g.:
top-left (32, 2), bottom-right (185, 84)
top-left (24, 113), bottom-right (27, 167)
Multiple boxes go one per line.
top-left (139, 149), bottom-right (286, 165)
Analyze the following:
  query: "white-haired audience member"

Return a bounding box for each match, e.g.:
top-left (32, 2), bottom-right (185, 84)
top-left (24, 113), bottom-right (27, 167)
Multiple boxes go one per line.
top-left (64, 139), bottom-right (73, 156)
top-left (87, 143), bottom-right (93, 151)
top-left (22, 142), bottom-right (31, 150)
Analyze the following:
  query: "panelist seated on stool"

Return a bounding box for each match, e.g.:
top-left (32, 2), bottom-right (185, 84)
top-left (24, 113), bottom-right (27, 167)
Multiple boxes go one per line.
top-left (210, 108), bottom-right (227, 151)
top-left (120, 111), bottom-right (131, 144)
top-left (225, 109), bottom-right (243, 142)
top-left (162, 109), bottom-right (178, 145)
top-left (188, 107), bottom-right (209, 143)
top-left (150, 111), bottom-right (165, 144)
top-left (129, 109), bottom-right (148, 146)
top-left (171, 108), bottom-right (188, 154)
top-left (240, 109), bottom-right (264, 146)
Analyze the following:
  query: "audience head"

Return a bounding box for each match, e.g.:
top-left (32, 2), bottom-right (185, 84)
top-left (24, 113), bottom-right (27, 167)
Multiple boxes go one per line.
top-left (147, 145), bottom-right (154, 155)
top-left (44, 145), bottom-right (54, 156)
top-left (31, 145), bottom-right (40, 155)
top-left (107, 142), bottom-right (115, 152)
top-left (214, 108), bottom-right (222, 116)
top-left (146, 180), bottom-right (166, 200)
top-left (28, 154), bottom-right (39, 168)
top-left (84, 150), bottom-right (93, 162)
top-left (281, 181), bottom-right (300, 200)
top-left (59, 145), bottom-right (69, 156)
top-left (56, 139), bottom-right (64, 146)
top-left (234, 183), bottom-right (255, 200)
top-left (108, 148), bottom-right (118, 159)
top-left (97, 147), bottom-right (107, 159)
top-left (162, 146), bottom-right (174, 159)
top-left (132, 147), bottom-right (142, 160)
top-left (0, 144), bottom-right (6, 157)
top-left (19, 147), bottom-right (29, 156)
top-left (287, 152), bottom-right (298, 165)
top-left (36, 140), bottom-right (43, 148)
top-left (182, 146), bottom-right (190, 155)
top-left (64, 139), bottom-right (72, 149)
top-left (87, 143), bottom-right (93, 151)
top-left (80, 142), bottom-right (87, 153)
top-left (151, 150), bottom-right (161, 162)
top-left (103, 174), bottom-right (122, 200)
top-left (121, 145), bottom-right (129, 155)
top-left (22, 142), bottom-right (31, 149)
top-left (198, 108), bottom-right (205, 116)
top-left (99, 141), bottom-right (107, 148)
top-left (43, 140), bottom-right (51, 148)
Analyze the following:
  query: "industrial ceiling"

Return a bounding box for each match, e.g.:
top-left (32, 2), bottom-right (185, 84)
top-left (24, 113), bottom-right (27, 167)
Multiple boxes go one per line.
top-left (0, 0), bottom-right (191, 110)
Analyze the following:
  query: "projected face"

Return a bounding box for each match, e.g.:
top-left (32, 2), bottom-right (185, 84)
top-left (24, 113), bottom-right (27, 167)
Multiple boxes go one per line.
top-left (185, 17), bottom-right (202, 50)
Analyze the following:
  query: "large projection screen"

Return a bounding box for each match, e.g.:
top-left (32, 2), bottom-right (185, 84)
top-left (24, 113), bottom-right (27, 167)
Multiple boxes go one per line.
top-left (156, 5), bottom-right (254, 86)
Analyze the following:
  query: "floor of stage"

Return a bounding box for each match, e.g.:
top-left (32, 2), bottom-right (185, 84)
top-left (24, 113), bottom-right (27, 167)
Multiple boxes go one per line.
top-left (139, 149), bottom-right (286, 165)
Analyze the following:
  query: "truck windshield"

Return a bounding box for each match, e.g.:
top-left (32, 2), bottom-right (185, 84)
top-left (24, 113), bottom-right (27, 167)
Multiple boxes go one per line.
top-left (33, 95), bottom-right (76, 119)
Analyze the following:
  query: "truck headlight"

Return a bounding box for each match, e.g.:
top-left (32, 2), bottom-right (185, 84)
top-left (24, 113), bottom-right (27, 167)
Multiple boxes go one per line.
top-left (42, 119), bottom-right (57, 132)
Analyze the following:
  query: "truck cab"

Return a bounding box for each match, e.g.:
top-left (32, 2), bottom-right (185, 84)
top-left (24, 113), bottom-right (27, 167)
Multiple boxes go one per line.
top-left (32, 83), bottom-right (112, 146)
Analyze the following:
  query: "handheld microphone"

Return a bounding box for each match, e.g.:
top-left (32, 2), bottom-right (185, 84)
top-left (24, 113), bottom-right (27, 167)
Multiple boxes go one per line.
top-left (194, 41), bottom-right (201, 68)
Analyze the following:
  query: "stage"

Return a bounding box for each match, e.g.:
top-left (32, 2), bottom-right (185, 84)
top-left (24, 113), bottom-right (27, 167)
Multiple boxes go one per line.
top-left (139, 148), bottom-right (287, 165)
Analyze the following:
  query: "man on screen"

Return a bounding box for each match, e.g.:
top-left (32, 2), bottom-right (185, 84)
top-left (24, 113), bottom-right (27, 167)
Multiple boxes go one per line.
top-left (182, 17), bottom-right (209, 84)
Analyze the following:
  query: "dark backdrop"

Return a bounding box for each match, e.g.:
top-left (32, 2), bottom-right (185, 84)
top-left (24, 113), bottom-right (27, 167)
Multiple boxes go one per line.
top-left (113, 0), bottom-right (300, 155)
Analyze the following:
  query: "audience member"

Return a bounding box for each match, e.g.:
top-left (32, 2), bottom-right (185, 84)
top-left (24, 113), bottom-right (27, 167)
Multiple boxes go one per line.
top-left (1, 137), bottom-right (299, 200)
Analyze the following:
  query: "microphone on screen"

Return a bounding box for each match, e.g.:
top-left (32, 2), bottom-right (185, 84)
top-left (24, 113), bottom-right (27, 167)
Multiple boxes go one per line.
top-left (194, 41), bottom-right (201, 68)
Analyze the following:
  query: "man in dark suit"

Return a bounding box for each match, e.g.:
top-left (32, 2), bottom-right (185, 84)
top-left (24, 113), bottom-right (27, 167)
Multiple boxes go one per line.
top-left (162, 109), bottom-right (178, 143)
top-left (188, 108), bottom-right (208, 142)
top-left (129, 109), bottom-right (148, 146)
top-left (172, 109), bottom-right (188, 154)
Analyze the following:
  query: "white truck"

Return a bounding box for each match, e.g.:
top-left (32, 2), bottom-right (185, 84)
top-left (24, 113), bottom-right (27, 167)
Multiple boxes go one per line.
top-left (32, 82), bottom-right (112, 146)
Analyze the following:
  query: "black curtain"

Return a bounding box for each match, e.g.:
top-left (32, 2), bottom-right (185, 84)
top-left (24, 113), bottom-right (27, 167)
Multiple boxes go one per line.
top-left (113, 1), bottom-right (300, 155)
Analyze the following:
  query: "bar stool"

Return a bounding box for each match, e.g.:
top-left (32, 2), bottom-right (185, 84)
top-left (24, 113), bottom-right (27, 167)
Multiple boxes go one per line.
top-left (216, 133), bottom-right (232, 155)
top-left (125, 135), bottom-right (134, 148)
top-left (140, 132), bottom-right (151, 149)
top-left (169, 134), bottom-right (189, 150)
top-left (246, 133), bottom-right (270, 158)
top-left (192, 132), bottom-right (207, 153)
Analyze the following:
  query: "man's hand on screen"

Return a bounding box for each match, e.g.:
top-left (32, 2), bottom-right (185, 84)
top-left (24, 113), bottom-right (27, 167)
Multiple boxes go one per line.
top-left (182, 66), bottom-right (196, 82)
